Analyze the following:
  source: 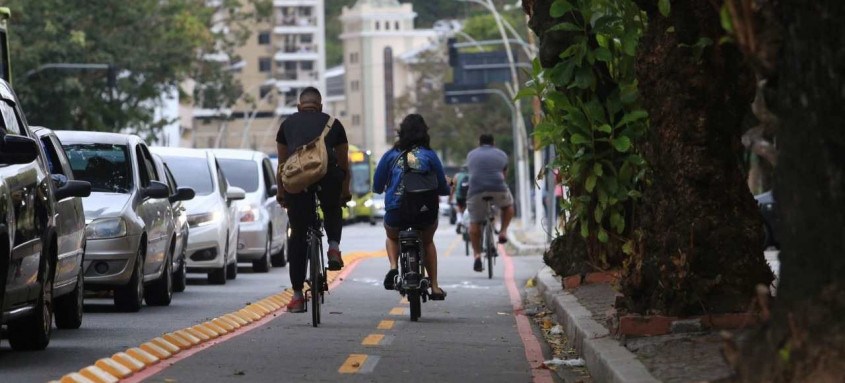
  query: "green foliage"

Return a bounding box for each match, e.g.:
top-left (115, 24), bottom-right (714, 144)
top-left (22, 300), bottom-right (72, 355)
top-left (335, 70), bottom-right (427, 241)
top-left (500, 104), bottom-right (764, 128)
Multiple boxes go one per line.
top-left (520, 0), bottom-right (649, 265)
top-left (7, 0), bottom-right (267, 137)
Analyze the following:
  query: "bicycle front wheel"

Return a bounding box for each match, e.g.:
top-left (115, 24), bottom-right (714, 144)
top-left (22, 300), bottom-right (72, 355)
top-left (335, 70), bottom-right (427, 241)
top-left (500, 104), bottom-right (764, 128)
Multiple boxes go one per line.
top-left (409, 291), bottom-right (421, 322)
top-left (309, 243), bottom-right (321, 327)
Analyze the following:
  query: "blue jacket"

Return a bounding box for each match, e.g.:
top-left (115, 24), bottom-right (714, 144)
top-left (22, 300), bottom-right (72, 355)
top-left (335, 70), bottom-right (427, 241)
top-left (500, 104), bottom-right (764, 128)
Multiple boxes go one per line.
top-left (373, 147), bottom-right (451, 211)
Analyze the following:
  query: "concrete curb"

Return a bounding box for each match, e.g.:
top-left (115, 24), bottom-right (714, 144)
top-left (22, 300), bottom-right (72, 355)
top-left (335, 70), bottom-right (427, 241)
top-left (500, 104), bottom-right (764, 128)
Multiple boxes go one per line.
top-left (507, 225), bottom-right (548, 256)
top-left (535, 266), bottom-right (660, 383)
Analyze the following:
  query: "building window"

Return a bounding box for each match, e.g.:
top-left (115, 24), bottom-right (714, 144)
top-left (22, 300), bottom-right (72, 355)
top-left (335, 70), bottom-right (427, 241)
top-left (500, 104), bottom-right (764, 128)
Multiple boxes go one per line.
top-left (284, 61), bottom-right (297, 71)
top-left (349, 52), bottom-right (358, 64)
top-left (259, 57), bottom-right (272, 72)
top-left (259, 84), bottom-right (274, 99)
top-left (385, 20), bottom-right (390, 30)
top-left (395, 21), bottom-right (400, 30)
top-left (375, 21), bottom-right (380, 30)
top-left (350, 80), bottom-right (359, 92)
top-left (300, 33), bottom-right (312, 44)
top-left (258, 31), bottom-right (270, 45)
top-left (352, 114), bottom-right (360, 126)
top-left (301, 61), bottom-right (314, 71)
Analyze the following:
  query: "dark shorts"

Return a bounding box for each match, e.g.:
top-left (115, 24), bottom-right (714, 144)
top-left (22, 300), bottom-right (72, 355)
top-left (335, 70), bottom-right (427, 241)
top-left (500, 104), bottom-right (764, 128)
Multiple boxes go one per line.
top-left (384, 209), bottom-right (437, 230)
top-left (456, 198), bottom-right (467, 209)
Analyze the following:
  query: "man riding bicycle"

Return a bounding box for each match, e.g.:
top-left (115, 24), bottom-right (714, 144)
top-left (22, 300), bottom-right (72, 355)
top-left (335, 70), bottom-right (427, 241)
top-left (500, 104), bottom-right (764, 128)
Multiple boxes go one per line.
top-left (276, 87), bottom-right (350, 313)
top-left (466, 134), bottom-right (514, 272)
top-left (450, 165), bottom-right (470, 234)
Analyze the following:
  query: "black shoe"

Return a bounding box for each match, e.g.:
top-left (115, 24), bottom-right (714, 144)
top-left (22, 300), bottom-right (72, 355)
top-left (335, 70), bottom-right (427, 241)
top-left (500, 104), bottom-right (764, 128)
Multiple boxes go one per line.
top-left (429, 288), bottom-right (447, 301)
top-left (384, 269), bottom-right (398, 290)
top-left (473, 258), bottom-right (483, 272)
top-left (327, 249), bottom-right (344, 271)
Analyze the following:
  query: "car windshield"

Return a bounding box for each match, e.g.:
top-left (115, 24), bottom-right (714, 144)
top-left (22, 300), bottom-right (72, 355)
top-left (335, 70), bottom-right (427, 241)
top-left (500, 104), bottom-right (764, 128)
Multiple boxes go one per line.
top-left (162, 156), bottom-right (214, 195)
top-left (64, 144), bottom-right (132, 193)
top-left (217, 158), bottom-right (259, 193)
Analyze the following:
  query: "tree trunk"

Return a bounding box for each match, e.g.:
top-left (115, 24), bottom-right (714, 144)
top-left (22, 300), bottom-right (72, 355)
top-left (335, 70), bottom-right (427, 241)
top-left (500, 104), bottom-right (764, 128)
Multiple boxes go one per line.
top-left (734, 1), bottom-right (845, 380)
top-left (618, 0), bottom-right (773, 316)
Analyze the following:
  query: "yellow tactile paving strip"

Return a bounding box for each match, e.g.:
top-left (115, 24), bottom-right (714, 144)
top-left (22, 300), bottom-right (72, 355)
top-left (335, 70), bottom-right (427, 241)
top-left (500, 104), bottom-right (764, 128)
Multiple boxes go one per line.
top-left (50, 251), bottom-right (385, 383)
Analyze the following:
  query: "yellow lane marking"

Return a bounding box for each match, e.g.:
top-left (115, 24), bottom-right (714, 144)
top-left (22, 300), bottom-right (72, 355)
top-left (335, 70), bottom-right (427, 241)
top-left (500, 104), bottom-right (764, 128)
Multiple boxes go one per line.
top-left (377, 320), bottom-right (395, 330)
top-left (443, 235), bottom-right (461, 257)
top-left (389, 307), bottom-right (406, 315)
top-left (52, 251), bottom-right (388, 382)
top-left (338, 354), bottom-right (369, 374)
top-left (361, 334), bottom-right (385, 346)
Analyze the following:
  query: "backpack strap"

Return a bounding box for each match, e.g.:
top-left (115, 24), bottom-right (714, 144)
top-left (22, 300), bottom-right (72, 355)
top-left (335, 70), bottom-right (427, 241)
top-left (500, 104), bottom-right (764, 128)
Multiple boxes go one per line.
top-left (320, 116), bottom-right (335, 139)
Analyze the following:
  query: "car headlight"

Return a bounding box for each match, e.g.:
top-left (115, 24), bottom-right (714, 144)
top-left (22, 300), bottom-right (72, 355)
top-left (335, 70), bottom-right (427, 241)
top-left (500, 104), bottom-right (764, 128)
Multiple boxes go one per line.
top-left (363, 199), bottom-right (374, 208)
top-left (239, 204), bottom-right (261, 223)
top-left (346, 200), bottom-right (357, 208)
top-left (188, 211), bottom-right (221, 227)
top-left (374, 200), bottom-right (385, 209)
top-left (86, 218), bottom-right (127, 239)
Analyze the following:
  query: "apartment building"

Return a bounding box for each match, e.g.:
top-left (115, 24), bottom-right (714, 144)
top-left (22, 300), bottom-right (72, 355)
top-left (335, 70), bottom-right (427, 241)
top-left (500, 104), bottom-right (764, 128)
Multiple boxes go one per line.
top-left (340, 0), bottom-right (439, 159)
top-left (191, 0), bottom-right (327, 154)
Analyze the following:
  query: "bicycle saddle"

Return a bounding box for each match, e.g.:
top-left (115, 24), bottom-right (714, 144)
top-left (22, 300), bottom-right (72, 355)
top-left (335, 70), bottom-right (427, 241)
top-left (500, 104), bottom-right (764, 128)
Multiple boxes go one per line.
top-left (399, 230), bottom-right (420, 240)
top-left (482, 196), bottom-right (494, 201)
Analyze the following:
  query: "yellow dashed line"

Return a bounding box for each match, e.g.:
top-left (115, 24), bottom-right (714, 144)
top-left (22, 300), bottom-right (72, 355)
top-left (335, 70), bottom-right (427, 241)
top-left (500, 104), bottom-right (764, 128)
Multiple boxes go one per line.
top-left (52, 251), bottom-right (387, 382)
top-left (377, 320), bottom-right (395, 330)
top-left (443, 235), bottom-right (461, 257)
top-left (338, 354), bottom-right (369, 374)
top-left (389, 307), bottom-right (406, 315)
top-left (361, 334), bottom-right (385, 346)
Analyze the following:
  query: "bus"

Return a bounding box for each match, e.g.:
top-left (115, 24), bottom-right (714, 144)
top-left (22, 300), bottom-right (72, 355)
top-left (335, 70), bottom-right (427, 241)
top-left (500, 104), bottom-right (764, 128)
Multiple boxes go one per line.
top-left (345, 144), bottom-right (376, 224)
top-left (0, 7), bottom-right (11, 83)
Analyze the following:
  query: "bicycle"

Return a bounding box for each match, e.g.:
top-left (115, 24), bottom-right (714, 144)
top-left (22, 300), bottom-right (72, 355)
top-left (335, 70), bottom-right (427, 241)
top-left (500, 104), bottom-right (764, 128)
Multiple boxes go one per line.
top-left (481, 196), bottom-right (497, 279)
top-left (304, 193), bottom-right (327, 327)
top-left (392, 229), bottom-right (430, 322)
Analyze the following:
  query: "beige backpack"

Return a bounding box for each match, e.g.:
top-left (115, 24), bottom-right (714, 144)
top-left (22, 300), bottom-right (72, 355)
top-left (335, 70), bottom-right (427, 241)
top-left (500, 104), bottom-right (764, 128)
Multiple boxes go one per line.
top-left (279, 116), bottom-right (335, 194)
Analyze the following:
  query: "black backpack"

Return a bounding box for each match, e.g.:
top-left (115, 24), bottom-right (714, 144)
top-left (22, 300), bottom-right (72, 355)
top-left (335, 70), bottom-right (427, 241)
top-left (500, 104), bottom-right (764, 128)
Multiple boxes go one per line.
top-left (396, 150), bottom-right (439, 226)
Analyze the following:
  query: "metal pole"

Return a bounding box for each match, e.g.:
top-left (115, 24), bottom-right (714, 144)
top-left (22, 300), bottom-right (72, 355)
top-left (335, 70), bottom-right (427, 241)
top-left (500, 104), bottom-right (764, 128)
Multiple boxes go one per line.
top-left (240, 89), bottom-right (277, 148)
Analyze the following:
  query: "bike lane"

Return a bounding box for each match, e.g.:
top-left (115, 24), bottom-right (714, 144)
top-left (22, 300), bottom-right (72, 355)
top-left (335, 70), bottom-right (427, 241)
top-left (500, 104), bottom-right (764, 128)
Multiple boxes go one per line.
top-left (139, 231), bottom-right (554, 383)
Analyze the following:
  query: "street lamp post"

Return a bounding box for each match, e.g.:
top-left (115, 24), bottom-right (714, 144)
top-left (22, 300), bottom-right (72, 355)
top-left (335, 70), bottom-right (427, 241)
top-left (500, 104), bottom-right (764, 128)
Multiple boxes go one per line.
top-left (458, 0), bottom-right (532, 226)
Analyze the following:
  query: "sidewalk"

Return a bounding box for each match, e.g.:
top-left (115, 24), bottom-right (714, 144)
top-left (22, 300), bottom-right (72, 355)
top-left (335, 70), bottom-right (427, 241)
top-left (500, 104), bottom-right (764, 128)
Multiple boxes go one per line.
top-left (507, 227), bottom-right (758, 383)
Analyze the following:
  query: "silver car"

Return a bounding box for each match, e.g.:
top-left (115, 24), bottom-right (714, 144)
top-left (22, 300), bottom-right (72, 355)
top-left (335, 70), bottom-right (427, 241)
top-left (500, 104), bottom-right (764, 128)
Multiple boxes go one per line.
top-left (152, 147), bottom-right (244, 284)
top-left (152, 154), bottom-right (195, 293)
top-left (32, 127), bottom-right (92, 329)
top-left (212, 149), bottom-right (289, 271)
top-left (57, 131), bottom-right (178, 312)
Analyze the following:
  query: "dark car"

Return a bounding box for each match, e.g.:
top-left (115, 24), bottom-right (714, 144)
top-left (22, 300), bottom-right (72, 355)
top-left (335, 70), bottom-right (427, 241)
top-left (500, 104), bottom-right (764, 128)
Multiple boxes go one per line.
top-left (0, 79), bottom-right (88, 350)
top-left (754, 190), bottom-right (779, 250)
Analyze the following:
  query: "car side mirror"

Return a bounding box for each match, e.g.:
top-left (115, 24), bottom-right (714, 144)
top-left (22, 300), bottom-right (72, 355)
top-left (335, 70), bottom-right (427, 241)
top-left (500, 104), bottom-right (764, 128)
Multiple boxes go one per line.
top-left (55, 180), bottom-right (91, 200)
top-left (50, 174), bottom-right (69, 188)
top-left (0, 135), bottom-right (39, 165)
top-left (268, 185), bottom-right (278, 198)
top-left (170, 187), bottom-right (195, 203)
top-left (143, 181), bottom-right (170, 199)
top-left (226, 186), bottom-right (246, 201)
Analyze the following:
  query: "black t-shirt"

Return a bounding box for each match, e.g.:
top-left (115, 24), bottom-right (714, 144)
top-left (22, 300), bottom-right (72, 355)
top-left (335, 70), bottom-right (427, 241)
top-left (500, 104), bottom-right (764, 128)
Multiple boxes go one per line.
top-left (276, 111), bottom-right (348, 165)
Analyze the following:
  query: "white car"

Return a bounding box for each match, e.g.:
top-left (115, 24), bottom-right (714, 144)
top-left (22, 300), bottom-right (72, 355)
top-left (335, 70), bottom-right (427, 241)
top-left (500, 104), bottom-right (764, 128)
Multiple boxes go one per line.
top-left (152, 147), bottom-right (244, 284)
top-left (212, 149), bottom-right (289, 271)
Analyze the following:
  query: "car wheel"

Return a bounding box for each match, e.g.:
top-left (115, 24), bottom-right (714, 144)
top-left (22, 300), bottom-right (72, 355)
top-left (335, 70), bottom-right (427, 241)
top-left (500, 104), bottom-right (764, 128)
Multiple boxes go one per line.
top-left (226, 259), bottom-right (238, 280)
top-left (253, 232), bottom-right (272, 273)
top-left (8, 251), bottom-right (54, 350)
top-left (115, 247), bottom-right (144, 312)
top-left (271, 225), bottom-right (288, 268)
top-left (208, 240), bottom-right (228, 285)
top-left (145, 244), bottom-right (173, 306)
top-left (55, 262), bottom-right (84, 329)
top-left (173, 254), bottom-right (187, 293)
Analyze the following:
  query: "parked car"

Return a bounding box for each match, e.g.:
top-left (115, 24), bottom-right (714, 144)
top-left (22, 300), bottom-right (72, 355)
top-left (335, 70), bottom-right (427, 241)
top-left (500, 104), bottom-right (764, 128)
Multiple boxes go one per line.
top-left (368, 193), bottom-right (386, 220)
top-left (754, 190), bottom-right (779, 250)
top-left (212, 149), bottom-right (288, 271)
top-left (152, 154), bottom-right (195, 292)
top-left (151, 147), bottom-right (244, 284)
top-left (57, 131), bottom-right (178, 312)
top-left (1, 80), bottom-right (87, 350)
top-left (32, 127), bottom-right (92, 329)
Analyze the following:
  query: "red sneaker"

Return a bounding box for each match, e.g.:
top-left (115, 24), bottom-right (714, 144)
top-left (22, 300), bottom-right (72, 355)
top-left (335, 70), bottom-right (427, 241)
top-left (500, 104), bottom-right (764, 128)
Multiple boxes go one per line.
top-left (286, 296), bottom-right (305, 313)
top-left (327, 249), bottom-right (344, 271)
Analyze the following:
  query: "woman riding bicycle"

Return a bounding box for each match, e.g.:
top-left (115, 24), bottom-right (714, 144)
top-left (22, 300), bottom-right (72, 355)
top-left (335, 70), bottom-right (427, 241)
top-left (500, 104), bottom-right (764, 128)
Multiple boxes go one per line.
top-left (372, 114), bottom-right (449, 300)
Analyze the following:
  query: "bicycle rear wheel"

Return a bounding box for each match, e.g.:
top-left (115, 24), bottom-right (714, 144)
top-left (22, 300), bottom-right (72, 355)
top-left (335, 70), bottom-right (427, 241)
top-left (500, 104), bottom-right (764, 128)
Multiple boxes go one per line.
top-left (409, 291), bottom-right (421, 321)
top-left (485, 223), bottom-right (494, 279)
top-left (309, 241), bottom-right (321, 327)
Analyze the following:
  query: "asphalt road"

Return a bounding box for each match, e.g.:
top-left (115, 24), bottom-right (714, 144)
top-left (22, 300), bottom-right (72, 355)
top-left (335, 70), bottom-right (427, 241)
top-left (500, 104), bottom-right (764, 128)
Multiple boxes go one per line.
top-left (0, 217), bottom-right (553, 382)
